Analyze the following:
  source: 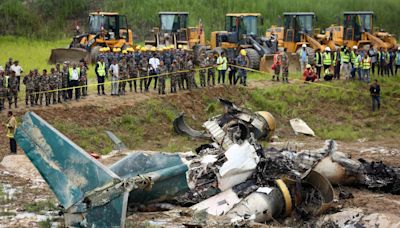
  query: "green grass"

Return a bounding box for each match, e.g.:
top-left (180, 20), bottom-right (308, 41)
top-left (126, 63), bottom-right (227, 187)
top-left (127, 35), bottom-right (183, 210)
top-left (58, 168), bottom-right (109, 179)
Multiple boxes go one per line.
top-left (24, 200), bottom-right (57, 213)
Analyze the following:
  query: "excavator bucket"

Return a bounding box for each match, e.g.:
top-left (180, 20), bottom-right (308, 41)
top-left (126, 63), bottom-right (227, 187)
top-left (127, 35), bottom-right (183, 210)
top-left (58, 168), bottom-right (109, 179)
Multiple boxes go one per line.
top-left (259, 54), bottom-right (301, 73)
top-left (49, 48), bottom-right (90, 64)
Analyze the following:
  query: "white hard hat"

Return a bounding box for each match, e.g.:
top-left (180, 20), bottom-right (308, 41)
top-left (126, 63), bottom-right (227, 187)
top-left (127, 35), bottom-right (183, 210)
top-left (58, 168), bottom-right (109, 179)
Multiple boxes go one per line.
top-left (353, 45), bottom-right (358, 50)
top-left (302, 44), bottom-right (307, 48)
top-left (398, 46), bottom-right (400, 51)
top-left (325, 47), bottom-right (331, 52)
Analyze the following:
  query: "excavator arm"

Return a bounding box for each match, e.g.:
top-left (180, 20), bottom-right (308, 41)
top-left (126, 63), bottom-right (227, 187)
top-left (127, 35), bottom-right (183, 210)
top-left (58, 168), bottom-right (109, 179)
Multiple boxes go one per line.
top-left (364, 32), bottom-right (390, 49)
top-left (304, 34), bottom-right (324, 51)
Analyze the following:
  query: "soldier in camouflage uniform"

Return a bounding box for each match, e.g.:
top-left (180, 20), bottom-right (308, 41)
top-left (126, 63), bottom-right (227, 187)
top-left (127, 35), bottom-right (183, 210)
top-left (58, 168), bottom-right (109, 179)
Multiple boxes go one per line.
top-left (55, 64), bottom-right (63, 103)
top-left (207, 53), bottom-right (216, 86)
top-left (61, 64), bottom-right (69, 101)
top-left (178, 54), bottom-right (187, 90)
top-left (79, 61), bottom-right (89, 97)
top-left (4, 58), bottom-right (13, 75)
top-left (40, 69), bottom-right (50, 106)
top-left (128, 58), bottom-right (138, 92)
top-left (158, 60), bottom-right (167, 95)
top-left (199, 53), bottom-right (207, 87)
top-left (49, 68), bottom-right (59, 104)
top-left (281, 48), bottom-right (290, 83)
top-left (139, 56), bottom-right (148, 93)
top-left (170, 60), bottom-right (178, 93)
top-left (186, 56), bottom-right (197, 90)
top-left (0, 71), bottom-right (6, 111)
top-left (119, 58), bottom-right (128, 95)
top-left (33, 69), bottom-right (41, 105)
top-left (23, 70), bottom-right (35, 107)
top-left (7, 71), bottom-right (19, 109)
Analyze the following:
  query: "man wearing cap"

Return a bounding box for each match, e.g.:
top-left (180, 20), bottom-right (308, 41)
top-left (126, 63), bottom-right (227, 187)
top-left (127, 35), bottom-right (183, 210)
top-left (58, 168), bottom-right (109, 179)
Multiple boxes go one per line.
top-left (23, 70), bottom-right (35, 107)
top-left (170, 60), bottom-right (178, 93)
top-left (369, 47), bottom-right (377, 76)
top-left (158, 60), bottom-right (167, 95)
top-left (216, 51), bottom-right (228, 84)
top-left (10, 60), bottom-right (23, 91)
top-left (119, 58), bottom-right (128, 95)
top-left (7, 71), bottom-right (19, 108)
top-left (138, 52), bottom-right (148, 93)
top-left (281, 48), bottom-right (290, 83)
top-left (207, 53), bottom-right (216, 86)
top-left (395, 47), bottom-right (400, 75)
top-left (5, 58), bottom-right (13, 75)
top-left (303, 64), bottom-right (317, 82)
top-left (299, 44), bottom-right (308, 73)
top-left (333, 47), bottom-right (341, 80)
top-left (377, 48), bottom-right (387, 76)
top-left (128, 58), bottom-right (138, 92)
top-left (199, 53), bottom-right (207, 87)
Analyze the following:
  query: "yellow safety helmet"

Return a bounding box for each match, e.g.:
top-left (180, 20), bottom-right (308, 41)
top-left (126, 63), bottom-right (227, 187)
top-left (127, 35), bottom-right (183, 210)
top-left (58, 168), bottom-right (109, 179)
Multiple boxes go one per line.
top-left (140, 47), bottom-right (147, 52)
top-left (99, 47), bottom-right (105, 52)
top-left (113, 47), bottom-right (121, 53)
top-left (126, 47), bottom-right (134, 52)
top-left (150, 47), bottom-right (157, 52)
top-left (122, 50), bottom-right (128, 54)
top-left (135, 45), bottom-right (141, 50)
top-left (240, 49), bottom-right (247, 56)
top-left (105, 47), bottom-right (111, 52)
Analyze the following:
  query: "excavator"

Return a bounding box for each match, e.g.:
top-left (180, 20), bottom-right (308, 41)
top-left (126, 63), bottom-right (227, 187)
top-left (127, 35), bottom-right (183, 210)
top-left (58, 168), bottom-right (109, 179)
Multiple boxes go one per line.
top-left (144, 11), bottom-right (206, 60)
top-left (327, 11), bottom-right (397, 50)
top-left (49, 12), bottom-right (133, 64)
top-left (210, 13), bottom-right (278, 70)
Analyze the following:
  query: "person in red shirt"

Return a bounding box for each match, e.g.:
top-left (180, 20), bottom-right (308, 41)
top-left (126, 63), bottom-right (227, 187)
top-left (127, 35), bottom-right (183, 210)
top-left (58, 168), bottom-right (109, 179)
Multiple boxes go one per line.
top-left (272, 51), bottom-right (281, 81)
top-left (303, 64), bottom-right (317, 82)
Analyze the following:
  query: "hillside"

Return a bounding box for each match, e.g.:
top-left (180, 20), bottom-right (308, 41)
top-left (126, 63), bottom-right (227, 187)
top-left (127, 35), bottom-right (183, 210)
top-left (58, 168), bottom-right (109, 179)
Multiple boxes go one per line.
top-left (1, 0), bottom-right (399, 40)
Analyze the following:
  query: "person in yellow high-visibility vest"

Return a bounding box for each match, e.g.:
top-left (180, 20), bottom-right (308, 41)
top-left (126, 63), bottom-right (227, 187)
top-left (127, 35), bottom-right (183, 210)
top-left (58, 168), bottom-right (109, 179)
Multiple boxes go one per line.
top-left (322, 47), bottom-right (332, 71)
top-left (216, 52), bottom-right (228, 84)
top-left (5, 111), bottom-right (17, 154)
top-left (362, 54), bottom-right (371, 83)
top-left (95, 57), bottom-right (107, 95)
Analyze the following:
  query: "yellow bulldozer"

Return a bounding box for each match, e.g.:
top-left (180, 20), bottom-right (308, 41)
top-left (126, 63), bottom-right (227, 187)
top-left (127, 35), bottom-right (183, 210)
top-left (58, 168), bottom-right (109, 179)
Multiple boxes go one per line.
top-left (265, 12), bottom-right (333, 72)
top-left (326, 11), bottom-right (397, 50)
top-left (49, 12), bottom-right (133, 64)
top-left (144, 12), bottom-right (206, 59)
top-left (210, 13), bottom-right (278, 70)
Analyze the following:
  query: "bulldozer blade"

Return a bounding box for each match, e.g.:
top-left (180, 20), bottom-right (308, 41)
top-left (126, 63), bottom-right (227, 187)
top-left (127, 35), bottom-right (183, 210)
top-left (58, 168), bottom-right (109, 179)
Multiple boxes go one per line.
top-left (49, 48), bottom-right (90, 64)
top-left (259, 54), bottom-right (301, 73)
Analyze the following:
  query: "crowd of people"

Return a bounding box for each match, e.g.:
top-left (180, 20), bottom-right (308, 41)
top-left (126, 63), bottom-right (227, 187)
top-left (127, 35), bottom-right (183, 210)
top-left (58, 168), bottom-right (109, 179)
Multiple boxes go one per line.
top-left (1, 44), bottom-right (397, 112)
top-left (0, 46), bottom-right (250, 112)
top-left (296, 44), bottom-right (400, 83)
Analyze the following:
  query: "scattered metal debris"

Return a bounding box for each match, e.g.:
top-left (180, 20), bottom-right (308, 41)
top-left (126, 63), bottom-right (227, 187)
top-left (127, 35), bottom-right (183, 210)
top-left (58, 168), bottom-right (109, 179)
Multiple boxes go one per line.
top-left (174, 98), bottom-right (277, 141)
top-left (290, 118), bottom-right (315, 136)
top-left (13, 107), bottom-right (400, 227)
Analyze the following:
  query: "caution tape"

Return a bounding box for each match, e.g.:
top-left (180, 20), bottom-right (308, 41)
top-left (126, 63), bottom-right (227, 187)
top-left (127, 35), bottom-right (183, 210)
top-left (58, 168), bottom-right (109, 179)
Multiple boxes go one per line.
top-left (30, 66), bottom-right (215, 95)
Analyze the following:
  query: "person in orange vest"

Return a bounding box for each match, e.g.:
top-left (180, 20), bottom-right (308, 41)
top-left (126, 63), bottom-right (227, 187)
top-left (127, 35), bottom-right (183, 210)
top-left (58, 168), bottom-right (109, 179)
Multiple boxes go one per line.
top-left (272, 50), bottom-right (281, 81)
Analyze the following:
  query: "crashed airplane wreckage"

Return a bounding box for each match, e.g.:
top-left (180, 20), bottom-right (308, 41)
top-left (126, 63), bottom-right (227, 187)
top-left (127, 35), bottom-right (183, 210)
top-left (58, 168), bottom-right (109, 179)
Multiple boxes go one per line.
top-left (15, 102), bottom-right (400, 227)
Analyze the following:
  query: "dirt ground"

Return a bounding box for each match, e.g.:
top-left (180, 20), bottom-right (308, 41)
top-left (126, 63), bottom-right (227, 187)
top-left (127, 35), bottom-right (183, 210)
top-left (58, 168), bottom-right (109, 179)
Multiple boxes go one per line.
top-left (1, 80), bottom-right (400, 227)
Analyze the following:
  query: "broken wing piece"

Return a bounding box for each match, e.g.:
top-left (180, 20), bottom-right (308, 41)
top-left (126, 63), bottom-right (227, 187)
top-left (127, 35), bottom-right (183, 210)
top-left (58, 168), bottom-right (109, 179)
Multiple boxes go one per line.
top-left (15, 112), bottom-right (127, 227)
top-left (173, 113), bottom-right (211, 139)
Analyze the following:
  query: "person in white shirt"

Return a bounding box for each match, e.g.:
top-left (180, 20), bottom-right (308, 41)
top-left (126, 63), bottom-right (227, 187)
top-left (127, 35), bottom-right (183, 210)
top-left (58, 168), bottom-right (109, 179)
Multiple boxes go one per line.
top-left (147, 53), bottom-right (160, 91)
top-left (10, 60), bottom-right (23, 91)
top-left (109, 59), bottom-right (119, 96)
top-left (68, 63), bottom-right (81, 100)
